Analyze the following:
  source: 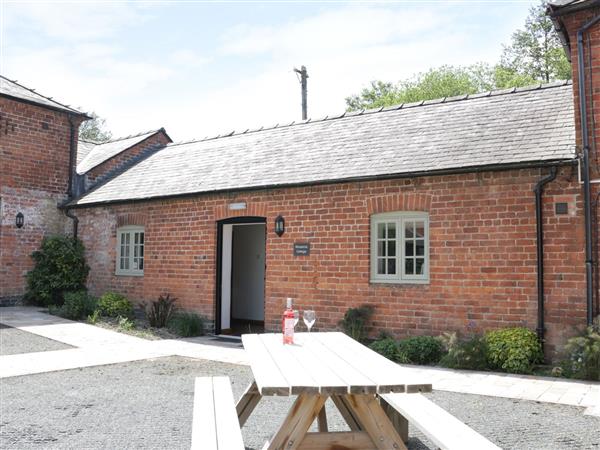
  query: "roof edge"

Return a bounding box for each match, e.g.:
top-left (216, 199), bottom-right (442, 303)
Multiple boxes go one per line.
top-left (66, 158), bottom-right (577, 209)
top-left (548, 0), bottom-right (600, 17)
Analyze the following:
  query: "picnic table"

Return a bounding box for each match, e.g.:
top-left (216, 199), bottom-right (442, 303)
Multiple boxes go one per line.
top-left (238, 331), bottom-right (432, 450)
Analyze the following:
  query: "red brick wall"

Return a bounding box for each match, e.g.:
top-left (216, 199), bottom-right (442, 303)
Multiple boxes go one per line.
top-left (0, 96), bottom-right (82, 301)
top-left (75, 166), bottom-right (586, 358)
top-left (84, 131), bottom-right (171, 187)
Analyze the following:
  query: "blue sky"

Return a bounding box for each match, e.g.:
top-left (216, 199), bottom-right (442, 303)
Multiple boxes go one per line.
top-left (1, 1), bottom-right (537, 141)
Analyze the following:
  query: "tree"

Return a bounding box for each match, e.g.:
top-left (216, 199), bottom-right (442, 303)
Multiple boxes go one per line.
top-left (499, 0), bottom-right (571, 83)
top-left (79, 112), bottom-right (112, 143)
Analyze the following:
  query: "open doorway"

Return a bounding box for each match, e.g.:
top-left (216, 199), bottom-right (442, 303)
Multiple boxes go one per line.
top-left (216, 217), bottom-right (266, 336)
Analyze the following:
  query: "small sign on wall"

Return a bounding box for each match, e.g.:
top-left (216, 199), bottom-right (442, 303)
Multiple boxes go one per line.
top-left (293, 242), bottom-right (310, 256)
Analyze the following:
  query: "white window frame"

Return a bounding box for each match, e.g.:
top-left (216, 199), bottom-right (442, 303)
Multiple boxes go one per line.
top-left (116, 226), bottom-right (145, 276)
top-left (370, 212), bottom-right (429, 284)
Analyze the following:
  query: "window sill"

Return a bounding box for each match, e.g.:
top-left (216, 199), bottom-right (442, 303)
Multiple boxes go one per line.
top-left (370, 278), bottom-right (429, 286)
top-left (115, 272), bottom-right (144, 277)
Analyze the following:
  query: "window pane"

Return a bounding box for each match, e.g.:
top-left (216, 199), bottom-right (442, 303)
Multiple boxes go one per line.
top-left (405, 241), bottom-right (414, 257)
top-left (120, 234), bottom-right (125, 246)
top-left (416, 240), bottom-right (425, 256)
top-left (387, 258), bottom-right (396, 274)
top-left (405, 222), bottom-right (414, 238)
top-left (134, 233), bottom-right (139, 245)
top-left (415, 222), bottom-right (425, 238)
top-left (387, 241), bottom-right (396, 257)
top-left (377, 258), bottom-right (385, 274)
top-left (405, 258), bottom-right (414, 275)
top-left (416, 258), bottom-right (425, 275)
top-left (377, 223), bottom-right (386, 239)
top-left (377, 241), bottom-right (385, 257)
top-left (123, 256), bottom-right (129, 270)
top-left (387, 223), bottom-right (396, 239)
top-left (140, 233), bottom-right (144, 245)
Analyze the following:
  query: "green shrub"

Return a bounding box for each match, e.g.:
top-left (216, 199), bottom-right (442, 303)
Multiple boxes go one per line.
top-left (143, 293), bottom-right (177, 328)
top-left (440, 334), bottom-right (488, 370)
top-left (168, 312), bottom-right (204, 337)
top-left (56, 291), bottom-right (97, 321)
top-left (561, 317), bottom-right (600, 381)
top-left (397, 336), bottom-right (444, 365)
top-left (370, 338), bottom-right (402, 362)
top-left (87, 310), bottom-right (100, 325)
top-left (97, 292), bottom-right (133, 318)
top-left (338, 305), bottom-right (374, 343)
top-left (117, 316), bottom-right (135, 331)
top-left (485, 327), bottom-right (542, 374)
top-left (25, 236), bottom-right (89, 306)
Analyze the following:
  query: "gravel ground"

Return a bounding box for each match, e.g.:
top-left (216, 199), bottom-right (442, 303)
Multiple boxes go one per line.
top-left (1, 356), bottom-right (598, 450)
top-left (0, 324), bottom-right (73, 355)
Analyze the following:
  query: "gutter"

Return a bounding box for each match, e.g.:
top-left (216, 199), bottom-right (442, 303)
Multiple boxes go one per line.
top-left (65, 115), bottom-right (79, 238)
top-left (534, 166), bottom-right (558, 351)
top-left (577, 14), bottom-right (600, 325)
top-left (62, 158), bottom-right (577, 210)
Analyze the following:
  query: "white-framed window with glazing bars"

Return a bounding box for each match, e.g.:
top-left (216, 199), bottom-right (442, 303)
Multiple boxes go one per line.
top-left (116, 226), bottom-right (145, 276)
top-left (370, 212), bottom-right (429, 284)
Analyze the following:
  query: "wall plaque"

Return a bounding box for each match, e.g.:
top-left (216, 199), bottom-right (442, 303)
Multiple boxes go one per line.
top-left (293, 242), bottom-right (310, 256)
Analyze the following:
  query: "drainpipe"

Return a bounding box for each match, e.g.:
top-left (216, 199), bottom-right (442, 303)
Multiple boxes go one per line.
top-left (534, 166), bottom-right (557, 349)
top-left (66, 115), bottom-right (78, 238)
top-left (577, 15), bottom-right (600, 325)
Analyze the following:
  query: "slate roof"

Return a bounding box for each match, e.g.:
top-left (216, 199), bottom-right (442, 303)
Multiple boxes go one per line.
top-left (72, 81), bottom-right (576, 207)
top-left (0, 75), bottom-right (87, 116)
top-left (76, 130), bottom-right (167, 175)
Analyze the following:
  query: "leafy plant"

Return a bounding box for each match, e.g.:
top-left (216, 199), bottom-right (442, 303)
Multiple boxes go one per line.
top-left (117, 315), bottom-right (135, 331)
top-left (485, 327), bottom-right (542, 374)
top-left (397, 335), bottom-right (445, 365)
top-left (167, 312), bottom-right (204, 337)
top-left (440, 334), bottom-right (488, 371)
top-left (143, 293), bottom-right (177, 328)
top-left (561, 317), bottom-right (600, 381)
top-left (97, 292), bottom-right (133, 318)
top-left (370, 337), bottom-right (409, 363)
top-left (338, 305), bottom-right (374, 343)
top-left (54, 291), bottom-right (97, 320)
top-left (25, 236), bottom-right (90, 306)
top-left (87, 310), bottom-right (100, 325)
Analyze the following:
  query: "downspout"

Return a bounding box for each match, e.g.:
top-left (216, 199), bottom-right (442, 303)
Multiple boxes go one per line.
top-left (577, 15), bottom-right (600, 325)
top-left (66, 115), bottom-right (78, 239)
top-left (534, 166), bottom-right (557, 350)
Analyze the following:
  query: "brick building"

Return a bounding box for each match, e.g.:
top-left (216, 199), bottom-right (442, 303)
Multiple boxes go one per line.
top-left (2, 0), bottom-right (600, 358)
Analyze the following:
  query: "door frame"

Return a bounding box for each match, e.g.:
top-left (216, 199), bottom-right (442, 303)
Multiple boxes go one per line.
top-left (215, 216), bottom-right (266, 335)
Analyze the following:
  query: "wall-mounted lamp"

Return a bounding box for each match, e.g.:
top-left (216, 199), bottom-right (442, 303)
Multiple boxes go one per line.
top-left (274, 215), bottom-right (285, 237)
top-left (16, 212), bottom-right (24, 229)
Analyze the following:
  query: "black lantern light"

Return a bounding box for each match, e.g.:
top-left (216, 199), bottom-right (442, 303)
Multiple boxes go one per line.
top-left (274, 215), bottom-right (285, 237)
top-left (16, 212), bottom-right (24, 229)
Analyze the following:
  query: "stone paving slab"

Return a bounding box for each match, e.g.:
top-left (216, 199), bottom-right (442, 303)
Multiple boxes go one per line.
top-left (0, 306), bottom-right (597, 417)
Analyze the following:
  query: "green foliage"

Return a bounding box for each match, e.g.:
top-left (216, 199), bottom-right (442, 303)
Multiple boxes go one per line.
top-left (440, 333), bottom-right (489, 371)
top-left (87, 310), bottom-right (100, 325)
top-left (79, 112), bottom-right (112, 143)
top-left (338, 305), bottom-right (374, 343)
top-left (370, 338), bottom-right (404, 362)
top-left (25, 236), bottom-right (90, 306)
top-left (500, 1), bottom-right (571, 83)
top-left (53, 291), bottom-right (97, 321)
top-left (167, 312), bottom-right (204, 337)
top-left (397, 335), bottom-right (445, 365)
top-left (97, 292), bottom-right (133, 318)
top-left (117, 315), bottom-right (135, 331)
top-left (485, 327), bottom-right (542, 374)
top-left (143, 293), bottom-right (177, 328)
top-left (561, 317), bottom-right (600, 381)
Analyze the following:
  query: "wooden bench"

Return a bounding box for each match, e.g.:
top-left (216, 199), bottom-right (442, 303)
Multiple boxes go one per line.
top-left (381, 393), bottom-right (501, 450)
top-left (191, 376), bottom-right (245, 450)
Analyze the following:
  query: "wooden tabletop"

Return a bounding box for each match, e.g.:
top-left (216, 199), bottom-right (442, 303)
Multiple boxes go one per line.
top-left (242, 332), bottom-right (432, 396)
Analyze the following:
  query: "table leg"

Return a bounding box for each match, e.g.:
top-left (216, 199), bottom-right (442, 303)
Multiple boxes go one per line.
top-left (331, 394), bottom-right (362, 431)
top-left (266, 393), bottom-right (327, 450)
top-left (236, 381), bottom-right (261, 427)
top-left (317, 405), bottom-right (328, 432)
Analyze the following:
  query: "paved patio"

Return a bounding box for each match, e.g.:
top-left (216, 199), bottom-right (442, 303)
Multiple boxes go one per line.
top-left (0, 306), bottom-right (598, 418)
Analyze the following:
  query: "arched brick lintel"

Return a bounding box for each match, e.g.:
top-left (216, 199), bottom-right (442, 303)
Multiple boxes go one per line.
top-left (117, 213), bottom-right (147, 227)
top-left (367, 193), bottom-right (432, 215)
top-left (213, 202), bottom-right (269, 221)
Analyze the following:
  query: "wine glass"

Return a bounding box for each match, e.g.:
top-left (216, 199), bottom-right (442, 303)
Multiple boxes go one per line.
top-left (293, 310), bottom-right (300, 328)
top-left (303, 310), bottom-right (316, 332)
